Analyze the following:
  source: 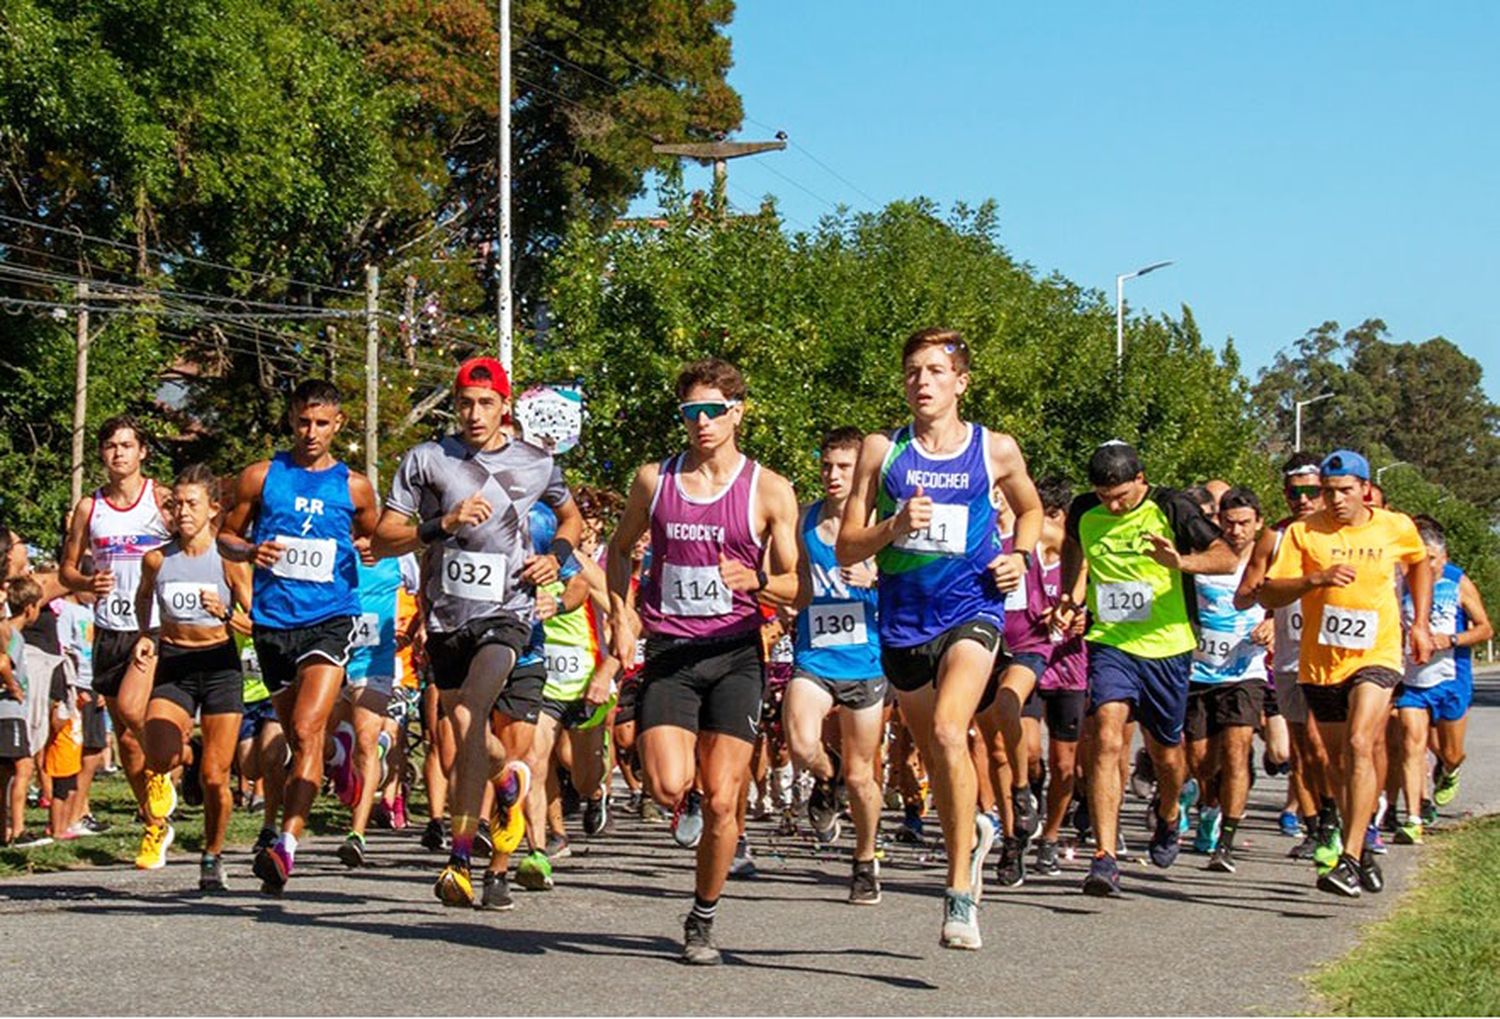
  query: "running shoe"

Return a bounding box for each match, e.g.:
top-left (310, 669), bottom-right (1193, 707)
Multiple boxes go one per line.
top-left (64, 820), bottom-right (97, 839)
top-left (421, 818), bottom-right (446, 852)
top-left (1129, 747), bottom-right (1156, 799)
top-left (390, 794), bottom-right (408, 831)
top-left (1433, 762), bottom-right (1461, 808)
top-left (1176, 779), bottom-right (1199, 835)
top-left (1116, 831), bottom-right (1131, 859)
top-left (370, 801), bottom-right (393, 830)
top-left (434, 861), bottom-right (474, 907)
top-left (82, 814), bottom-right (111, 835)
top-left (1207, 843), bottom-right (1236, 874)
top-left (808, 763), bottom-right (842, 845)
top-left (1194, 806), bottom-right (1222, 854)
top-left (1316, 854), bottom-right (1362, 898)
top-left (198, 853), bottom-right (228, 892)
top-left (1365, 824), bottom-right (1388, 856)
top-left (134, 822), bottom-right (175, 870)
top-left (1394, 819), bottom-right (1424, 845)
top-left (545, 832), bottom-right (572, 860)
top-left (1082, 853), bottom-right (1121, 897)
top-left (729, 837), bottom-right (757, 879)
top-left (337, 832), bottom-right (367, 868)
top-left (145, 771), bottom-right (178, 821)
top-left (253, 826), bottom-right (277, 854)
top-left (894, 811), bottom-right (924, 845)
top-left (11, 831), bottom-right (52, 849)
top-left (1420, 797), bottom-right (1439, 827)
top-left (515, 849), bottom-right (554, 891)
top-left (1148, 804), bottom-right (1181, 869)
top-left (996, 836), bottom-right (1025, 888)
top-left (493, 761), bottom-right (531, 854)
top-left (1034, 839), bottom-right (1062, 876)
top-left (1358, 849), bottom-right (1384, 893)
top-left (939, 890), bottom-right (981, 950)
top-left (640, 798), bottom-right (667, 825)
top-left (970, 812), bottom-right (996, 905)
top-left (181, 736), bottom-right (204, 808)
top-left (331, 724), bottom-right (358, 807)
top-left (1314, 826), bottom-right (1344, 874)
top-left (682, 914), bottom-right (721, 966)
top-left (1012, 786), bottom-right (1040, 844)
top-left (1382, 803), bottom-right (1401, 834)
top-left (849, 859), bottom-right (880, 905)
top-left (480, 871), bottom-right (514, 911)
top-left (672, 791), bottom-right (704, 849)
top-left (1278, 810), bottom-right (1303, 838)
top-left (1288, 833), bottom-right (1319, 861)
top-left (1073, 795), bottom-right (1092, 844)
top-left (474, 819), bottom-right (494, 858)
top-left (582, 795), bottom-right (609, 837)
top-left (253, 841), bottom-right (293, 895)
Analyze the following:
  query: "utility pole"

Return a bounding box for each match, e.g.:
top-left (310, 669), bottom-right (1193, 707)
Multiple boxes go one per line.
top-left (365, 265), bottom-right (380, 488)
top-left (498, 0), bottom-right (513, 376)
top-left (652, 139), bottom-right (788, 215)
top-left (70, 282), bottom-right (89, 506)
top-left (403, 274), bottom-right (417, 367)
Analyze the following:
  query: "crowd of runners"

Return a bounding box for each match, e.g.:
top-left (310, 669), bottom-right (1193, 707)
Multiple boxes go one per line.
top-left (0, 326), bottom-right (1490, 963)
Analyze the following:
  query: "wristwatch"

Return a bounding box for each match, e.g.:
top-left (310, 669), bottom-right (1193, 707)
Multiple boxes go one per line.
top-left (1015, 549), bottom-right (1034, 570)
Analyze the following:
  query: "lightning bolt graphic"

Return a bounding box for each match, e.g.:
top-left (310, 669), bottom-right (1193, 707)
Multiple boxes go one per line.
top-left (300, 516), bottom-right (314, 536)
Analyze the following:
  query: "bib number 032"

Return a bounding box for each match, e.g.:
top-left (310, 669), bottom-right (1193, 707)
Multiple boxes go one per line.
top-left (441, 549), bottom-right (507, 602)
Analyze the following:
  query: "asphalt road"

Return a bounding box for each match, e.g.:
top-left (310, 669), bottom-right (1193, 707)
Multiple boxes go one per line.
top-left (5, 671), bottom-right (1498, 1016)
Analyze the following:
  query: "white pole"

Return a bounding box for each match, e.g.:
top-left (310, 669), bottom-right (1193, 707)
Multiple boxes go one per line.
top-left (1295, 402), bottom-right (1304, 453)
top-left (498, 0), bottom-right (513, 374)
top-left (365, 265), bottom-right (380, 489)
top-left (1115, 275), bottom-right (1126, 368)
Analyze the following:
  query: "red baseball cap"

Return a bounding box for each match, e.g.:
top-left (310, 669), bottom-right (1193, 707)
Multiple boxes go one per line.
top-left (454, 357), bottom-right (511, 398)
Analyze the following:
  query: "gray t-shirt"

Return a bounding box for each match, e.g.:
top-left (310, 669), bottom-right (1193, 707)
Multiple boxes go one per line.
top-left (387, 435), bottom-right (570, 633)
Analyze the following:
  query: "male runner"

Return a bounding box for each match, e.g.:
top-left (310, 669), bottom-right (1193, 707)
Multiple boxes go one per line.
top-left (607, 357), bottom-right (800, 965)
top-left (773, 426), bottom-right (886, 904)
top-left (373, 357), bottom-right (580, 907)
top-left (1053, 441), bottom-right (1237, 897)
top-left (1392, 516), bottom-right (1491, 839)
top-left (219, 380), bottom-right (380, 894)
top-left (1184, 487), bottom-right (1271, 874)
top-left (1261, 449), bottom-right (1432, 896)
top-left (1235, 452), bottom-right (1337, 863)
top-left (59, 416), bottom-right (172, 810)
top-left (837, 328), bottom-right (1042, 949)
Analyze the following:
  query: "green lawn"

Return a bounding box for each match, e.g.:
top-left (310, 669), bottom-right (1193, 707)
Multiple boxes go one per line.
top-left (0, 771), bottom-right (379, 878)
top-left (1312, 814), bottom-right (1500, 1015)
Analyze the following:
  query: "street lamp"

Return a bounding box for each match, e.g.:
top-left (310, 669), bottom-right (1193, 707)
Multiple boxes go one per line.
top-left (1116, 260), bottom-right (1174, 367)
top-left (1375, 461), bottom-right (1411, 484)
top-left (1294, 392), bottom-right (1334, 452)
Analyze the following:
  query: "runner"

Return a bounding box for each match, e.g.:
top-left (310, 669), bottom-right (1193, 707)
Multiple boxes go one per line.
top-left (773, 427), bottom-right (886, 903)
top-left (131, 464), bottom-right (253, 890)
top-left (1053, 440), bottom-right (1237, 897)
top-left (58, 416), bottom-right (172, 811)
top-left (219, 380), bottom-right (380, 894)
top-left (607, 357), bottom-right (801, 965)
top-left (1184, 487), bottom-right (1271, 874)
top-left (1261, 449), bottom-right (1433, 896)
top-left (836, 329), bottom-right (1042, 949)
top-left (1, 578), bottom-right (44, 846)
top-left (1391, 515), bottom-right (1491, 840)
top-left (373, 357), bottom-right (581, 907)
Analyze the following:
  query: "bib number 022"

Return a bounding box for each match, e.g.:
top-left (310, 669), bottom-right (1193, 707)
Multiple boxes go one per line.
top-left (1317, 605), bottom-right (1377, 650)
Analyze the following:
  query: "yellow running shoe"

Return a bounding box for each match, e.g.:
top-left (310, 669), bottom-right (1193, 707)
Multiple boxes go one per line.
top-left (135, 822), bottom-right (175, 870)
top-left (145, 771), bottom-right (178, 821)
top-left (434, 862), bottom-right (473, 907)
top-left (493, 761), bottom-right (532, 855)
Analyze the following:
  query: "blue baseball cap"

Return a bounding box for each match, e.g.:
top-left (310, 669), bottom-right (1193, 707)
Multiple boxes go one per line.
top-left (1320, 449), bottom-right (1370, 481)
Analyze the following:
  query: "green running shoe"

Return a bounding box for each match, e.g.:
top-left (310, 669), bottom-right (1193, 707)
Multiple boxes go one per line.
top-left (515, 849), bottom-right (554, 891)
top-left (1313, 827), bottom-right (1344, 875)
top-left (1433, 764), bottom-right (1460, 808)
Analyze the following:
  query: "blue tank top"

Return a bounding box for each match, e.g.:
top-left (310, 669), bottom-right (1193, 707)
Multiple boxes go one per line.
top-left (1402, 562), bottom-right (1471, 689)
top-left (874, 423), bottom-right (1004, 648)
top-left (251, 452), bottom-right (361, 628)
top-left (794, 501), bottom-right (882, 680)
top-left (348, 558), bottom-right (401, 681)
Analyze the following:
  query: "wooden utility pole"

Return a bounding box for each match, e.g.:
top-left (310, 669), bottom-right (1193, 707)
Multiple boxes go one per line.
top-left (652, 139), bottom-right (787, 214)
top-left (403, 275), bottom-right (417, 367)
top-left (365, 265), bottom-right (380, 488)
top-left (70, 282), bottom-right (89, 506)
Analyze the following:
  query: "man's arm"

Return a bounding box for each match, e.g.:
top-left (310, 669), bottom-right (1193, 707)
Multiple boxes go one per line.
top-left (1233, 527), bottom-right (1279, 611)
top-left (521, 490), bottom-right (584, 588)
top-left (59, 496), bottom-right (103, 595)
top-left (348, 472), bottom-right (380, 540)
top-left (606, 464), bottom-right (657, 665)
top-left (134, 550), bottom-right (163, 643)
top-left (1454, 576), bottom-right (1494, 648)
top-left (218, 461), bottom-right (280, 566)
top-left (988, 431), bottom-right (1042, 591)
top-left (1404, 555), bottom-right (1435, 665)
top-left (722, 471), bottom-right (804, 607)
top-left (836, 432), bottom-right (912, 565)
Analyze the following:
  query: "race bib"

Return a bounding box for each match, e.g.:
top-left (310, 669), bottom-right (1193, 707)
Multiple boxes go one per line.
top-left (1004, 573), bottom-right (1028, 612)
top-left (161, 582), bottom-right (216, 624)
top-left (271, 536), bottom-right (336, 584)
top-left (660, 563), bottom-right (732, 617)
top-left (808, 602), bottom-right (868, 648)
top-left (893, 501), bottom-right (968, 556)
top-left (440, 549), bottom-right (507, 602)
top-left (544, 643), bottom-right (591, 681)
top-left (1194, 628), bottom-right (1238, 667)
top-left (1096, 581), bottom-right (1154, 624)
top-left (1318, 605), bottom-right (1377, 650)
top-left (351, 612), bottom-right (382, 648)
top-left (1285, 601), bottom-right (1304, 643)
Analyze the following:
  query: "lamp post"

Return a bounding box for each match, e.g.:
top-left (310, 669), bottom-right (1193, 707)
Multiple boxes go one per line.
top-left (498, 0), bottom-right (512, 375)
top-left (1116, 260), bottom-right (1174, 367)
top-left (1375, 461), bottom-right (1411, 484)
top-left (1294, 392), bottom-right (1334, 452)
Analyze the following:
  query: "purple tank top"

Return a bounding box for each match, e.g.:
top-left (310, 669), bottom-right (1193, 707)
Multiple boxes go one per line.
top-left (639, 454), bottom-right (764, 640)
top-left (1001, 533), bottom-right (1055, 657)
top-left (1040, 635), bottom-right (1087, 692)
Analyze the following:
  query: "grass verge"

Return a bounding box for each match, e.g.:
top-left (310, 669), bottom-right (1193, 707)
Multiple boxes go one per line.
top-left (1311, 813), bottom-right (1500, 1015)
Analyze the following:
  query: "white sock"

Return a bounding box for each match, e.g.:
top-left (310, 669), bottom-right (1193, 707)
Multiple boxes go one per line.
top-left (277, 831), bottom-right (299, 861)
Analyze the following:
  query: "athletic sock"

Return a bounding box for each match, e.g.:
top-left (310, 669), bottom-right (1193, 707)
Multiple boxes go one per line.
top-left (376, 731), bottom-right (392, 760)
top-left (449, 834), bottom-right (473, 865)
top-left (1221, 817), bottom-right (1242, 849)
top-left (690, 894), bottom-right (718, 924)
top-left (276, 832), bottom-right (298, 861)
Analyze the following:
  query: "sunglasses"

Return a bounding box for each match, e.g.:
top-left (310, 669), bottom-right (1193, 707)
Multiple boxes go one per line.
top-left (1285, 484), bottom-right (1322, 501)
top-left (678, 400), bottom-right (741, 423)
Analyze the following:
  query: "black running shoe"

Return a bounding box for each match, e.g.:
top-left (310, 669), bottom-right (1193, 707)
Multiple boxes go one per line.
top-left (198, 853), bottom-right (229, 892)
top-left (808, 755), bottom-right (842, 844)
top-left (1073, 795), bottom-right (1093, 844)
top-left (583, 795), bottom-right (609, 837)
top-left (1207, 843), bottom-right (1236, 874)
top-left (252, 826), bottom-right (277, 854)
top-left (421, 818), bottom-right (446, 851)
top-left (337, 833), bottom-right (367, 869)
top-left (682, 914), bottom-right (721, 966)
top-left (996, 836), bottom-right (1025, 888)
top-left (1082, 853), bottom-right (1121, 897)
top-left (1147, 805), bottom-right (1181, 869)
top-left (1034, 839), bottom-right (1062, 876)
top-left (1358, 849), bottom-right (1384, 893)
top-left (849, 859), bottom-right (881, 905)
top-left (474, 819), bottom-right (493, 857)
top-left (1011, 786), bottom-right (1040, 844)
top-left (1316, 855), bottom-right (1362, 898)
top-left (480, 871), bottom-right (514, 911)
top-left (1288, 832), bottom-right (1318, 861)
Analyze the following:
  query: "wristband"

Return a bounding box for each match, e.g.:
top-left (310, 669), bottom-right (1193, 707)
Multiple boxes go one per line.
top-left (417, 517), bottom-right (449, 544)
top-left (755, 568), bottom-right (769, 592)
top-left (548, 538), bottom-right (574, 565)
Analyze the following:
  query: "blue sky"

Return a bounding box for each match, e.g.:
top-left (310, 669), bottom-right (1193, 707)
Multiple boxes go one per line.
top-left (631, 2), bottom-right (1499, 398)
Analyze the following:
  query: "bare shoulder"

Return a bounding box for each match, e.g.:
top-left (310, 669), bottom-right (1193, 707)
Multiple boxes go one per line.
top-left (984, 427), bottom-right (1025, 465)
top-left (755, 465), bottom-right (800, 515)
top-left (346, 469), bottom-right (378, 504)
